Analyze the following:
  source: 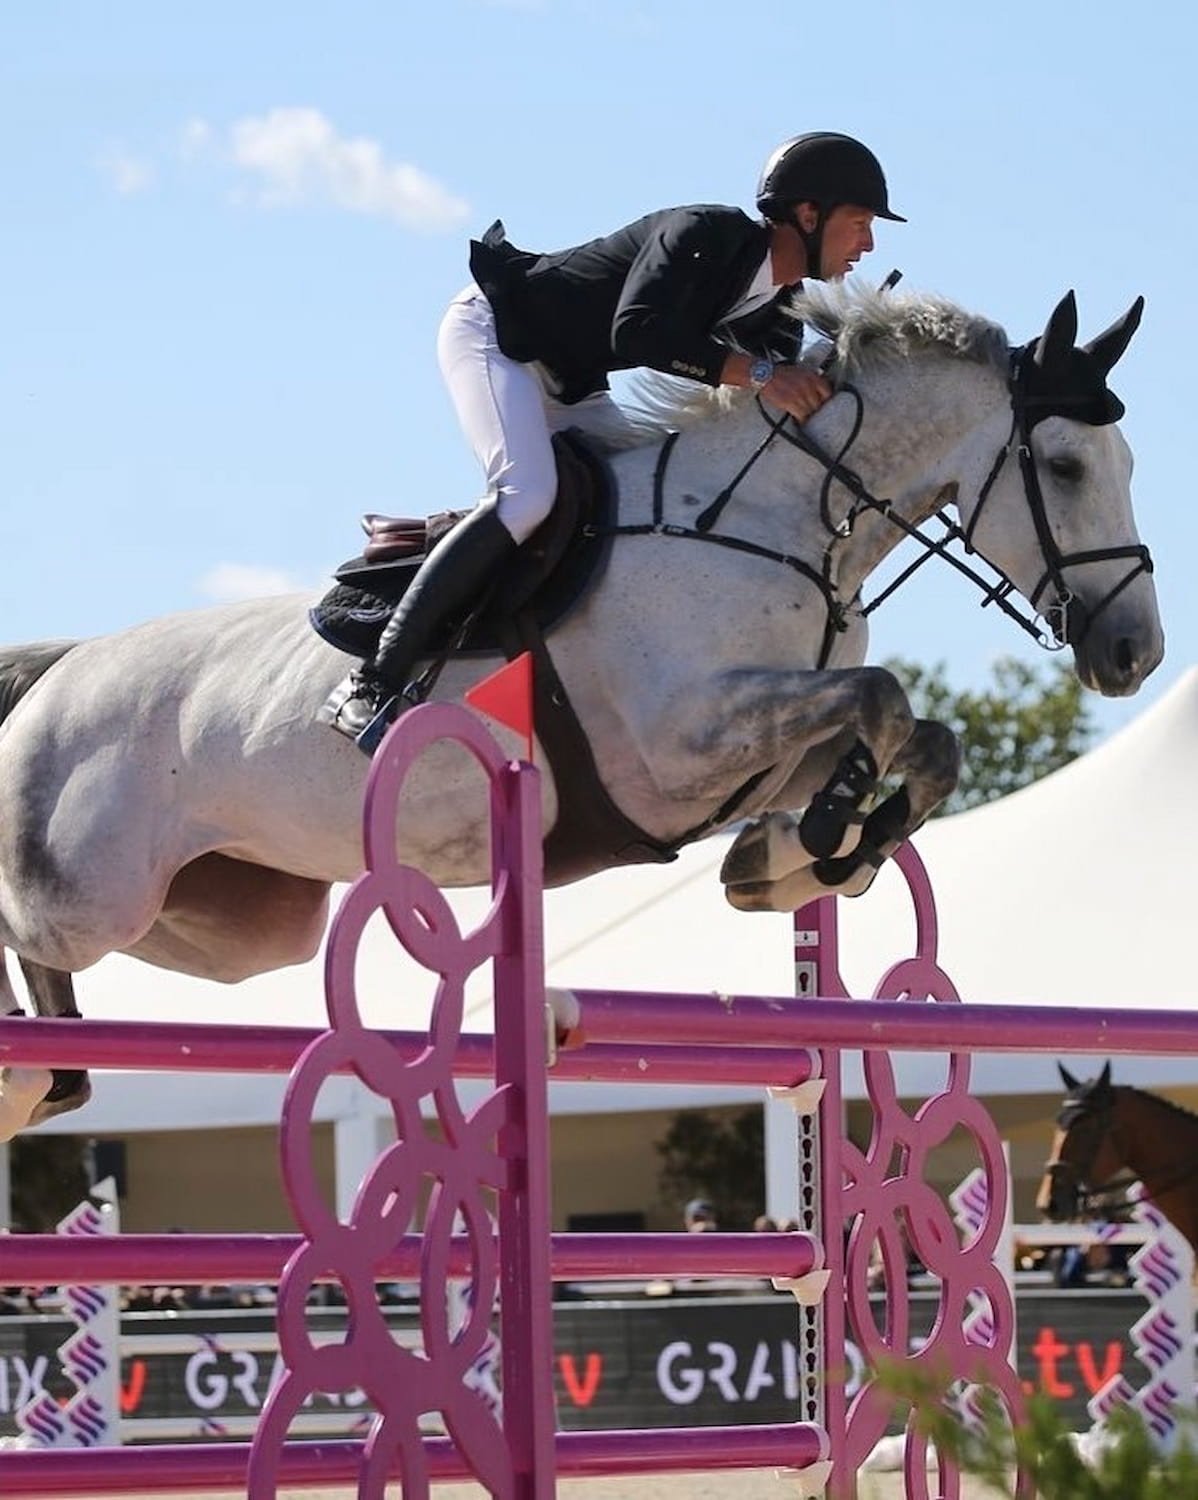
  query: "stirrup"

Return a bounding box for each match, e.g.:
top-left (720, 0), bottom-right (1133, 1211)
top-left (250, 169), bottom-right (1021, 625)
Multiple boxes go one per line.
top-left (353, 695), bottom-right (401, 755)
top-left (353, 678), bottom-right (429, 756)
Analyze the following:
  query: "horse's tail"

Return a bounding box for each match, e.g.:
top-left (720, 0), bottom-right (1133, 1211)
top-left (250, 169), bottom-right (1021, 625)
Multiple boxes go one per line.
top-left (0, 640), bottom-right (78, 726)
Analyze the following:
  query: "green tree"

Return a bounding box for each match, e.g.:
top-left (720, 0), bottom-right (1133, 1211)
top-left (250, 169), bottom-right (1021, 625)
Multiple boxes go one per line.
top-left (882, 654), bottom-right (1095, 816)
top-left (876, 1362), bottom-right (1198, 1499)
top-left (655, 1106), bottom-right (764, 1230)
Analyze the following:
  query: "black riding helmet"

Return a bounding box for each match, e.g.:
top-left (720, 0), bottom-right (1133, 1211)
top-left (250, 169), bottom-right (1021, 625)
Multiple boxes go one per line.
top-left (756, 132), bottom-right (904, 280)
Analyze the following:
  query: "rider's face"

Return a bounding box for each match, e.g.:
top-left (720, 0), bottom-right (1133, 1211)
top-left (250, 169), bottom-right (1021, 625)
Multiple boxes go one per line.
top-left (796, 202), bottom-right (876, 279)
top-left (818, 204), bottom-right (876, 279)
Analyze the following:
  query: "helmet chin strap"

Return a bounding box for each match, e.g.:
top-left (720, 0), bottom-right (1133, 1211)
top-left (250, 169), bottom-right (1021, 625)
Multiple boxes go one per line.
top-left (794, 206), bottom-right (827, 282)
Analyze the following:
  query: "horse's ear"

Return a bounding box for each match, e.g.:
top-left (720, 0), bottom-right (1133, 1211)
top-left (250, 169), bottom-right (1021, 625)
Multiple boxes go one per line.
top-left (1033, 291), bottom-right (1079, 376)
top-left (1082, 296), bottom-right (1145, 377)
top-left (1098, 1060), bottom-right (1113, 1088)
top-left (1059, 1062), bottom-right (1080, 1091)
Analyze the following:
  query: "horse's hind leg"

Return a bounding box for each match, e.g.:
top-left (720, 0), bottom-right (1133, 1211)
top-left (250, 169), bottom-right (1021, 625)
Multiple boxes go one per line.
top-left (0, 953), bottom-right (51, 1141)
top-left (0, 958), bottom-right (89, 1142)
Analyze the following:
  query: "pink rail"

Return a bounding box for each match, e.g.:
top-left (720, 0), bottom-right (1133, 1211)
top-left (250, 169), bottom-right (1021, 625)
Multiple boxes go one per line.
top-left (0, 1015), bottom-right (816, 1087)
top-left (2, 1229), bottom-right (819, 1285)
top-left (0, 1423), bottom-right (829, 1495)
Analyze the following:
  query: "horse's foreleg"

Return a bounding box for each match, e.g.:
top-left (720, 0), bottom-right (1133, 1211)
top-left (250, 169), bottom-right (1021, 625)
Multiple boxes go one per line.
top-left (724, 718), bottom-right (959, 911)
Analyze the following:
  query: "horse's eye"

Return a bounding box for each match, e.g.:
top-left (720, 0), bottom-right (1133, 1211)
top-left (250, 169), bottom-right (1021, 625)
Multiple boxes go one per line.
top-left (1047, 454), bottom-right (1083, 483)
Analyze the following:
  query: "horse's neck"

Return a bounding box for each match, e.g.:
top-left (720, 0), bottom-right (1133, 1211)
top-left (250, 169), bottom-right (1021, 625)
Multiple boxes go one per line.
top-left (620, 355), bottom-right (1011, 595)
top-left (827, 357), bottom-right (1011, 590)
top-left (1119, 1091), bottom-right (1198, 1178)
top-left (1117, 1091), bottom-right (1198, 1251)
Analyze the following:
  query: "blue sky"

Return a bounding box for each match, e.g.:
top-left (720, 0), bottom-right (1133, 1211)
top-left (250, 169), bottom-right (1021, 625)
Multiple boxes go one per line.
top-left (3, 1), bottom-right (1194, 741)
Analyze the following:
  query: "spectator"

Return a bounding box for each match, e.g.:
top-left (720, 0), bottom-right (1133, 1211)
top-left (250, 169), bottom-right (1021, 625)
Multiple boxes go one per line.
top-left (753, 1214), bottom-right (779, 1233)
top-left (683, 1199), bottom-right (719, 1233)
top-left (1052, 1238), bottom-right (1130, 1289)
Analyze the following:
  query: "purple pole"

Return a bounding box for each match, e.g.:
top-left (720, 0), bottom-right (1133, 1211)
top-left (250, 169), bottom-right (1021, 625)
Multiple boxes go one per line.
top-left (0, 1016), bottom-right (815, 1087)
top-left (3, 1229), bottom-right (820, 1286)
top-left (0, 1423), bottom-right (827, 1495)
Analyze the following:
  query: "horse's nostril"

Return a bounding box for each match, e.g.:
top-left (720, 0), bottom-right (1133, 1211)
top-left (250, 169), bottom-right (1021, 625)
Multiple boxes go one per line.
top-left (1115, 638), bottom-right (1135, 676)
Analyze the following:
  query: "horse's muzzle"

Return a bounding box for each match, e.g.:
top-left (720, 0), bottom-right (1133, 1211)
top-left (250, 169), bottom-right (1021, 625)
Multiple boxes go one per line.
top-left (1071, 602), bottom-right (1164, 697)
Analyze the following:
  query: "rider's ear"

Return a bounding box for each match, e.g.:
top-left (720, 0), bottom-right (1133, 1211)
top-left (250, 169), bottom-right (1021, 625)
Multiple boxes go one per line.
top-left (794, 202), bottom-right (820, 234)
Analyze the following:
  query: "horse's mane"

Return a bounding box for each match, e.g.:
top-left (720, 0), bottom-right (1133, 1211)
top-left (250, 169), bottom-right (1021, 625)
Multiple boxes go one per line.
top-left (1070, 1074), bottom-right (1198, 1130)
top-left (619, 282), bottom-right (1011, 445)
top-left (1119, 1082), bottom-right (1198, 1126)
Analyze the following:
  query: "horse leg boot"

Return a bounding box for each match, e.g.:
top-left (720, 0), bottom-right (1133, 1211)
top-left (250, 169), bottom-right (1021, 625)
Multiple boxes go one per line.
top-left (797, 740), bottom-right (879, 859)
top-left (322, 504), bottom-right (518, 755)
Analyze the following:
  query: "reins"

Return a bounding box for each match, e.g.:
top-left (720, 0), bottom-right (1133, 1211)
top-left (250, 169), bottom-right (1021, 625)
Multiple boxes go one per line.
top-left (597, 350), bottom-right (1154, 668)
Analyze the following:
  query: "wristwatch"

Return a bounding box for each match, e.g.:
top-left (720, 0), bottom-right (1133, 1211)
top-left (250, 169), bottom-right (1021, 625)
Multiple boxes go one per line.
top-left (747, 356), bottom-right (775, 391)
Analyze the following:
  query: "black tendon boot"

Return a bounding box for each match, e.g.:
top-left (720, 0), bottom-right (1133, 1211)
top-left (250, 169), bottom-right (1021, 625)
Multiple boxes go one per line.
top-left (322, 504), bottom-right (518, 754)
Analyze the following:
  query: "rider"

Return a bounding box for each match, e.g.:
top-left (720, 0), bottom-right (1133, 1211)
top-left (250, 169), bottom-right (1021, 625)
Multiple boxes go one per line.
top-left (325, 131), bottom-right (904, 750)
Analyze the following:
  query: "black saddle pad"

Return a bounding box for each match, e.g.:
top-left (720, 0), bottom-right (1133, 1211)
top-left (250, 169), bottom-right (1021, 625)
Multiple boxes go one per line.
top-left (309, 431), bottom-right (614, 660)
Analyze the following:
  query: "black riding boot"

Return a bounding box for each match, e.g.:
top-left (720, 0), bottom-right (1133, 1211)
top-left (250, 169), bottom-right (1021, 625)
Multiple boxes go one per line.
top-left (323, 504), bottom-right (518, 754)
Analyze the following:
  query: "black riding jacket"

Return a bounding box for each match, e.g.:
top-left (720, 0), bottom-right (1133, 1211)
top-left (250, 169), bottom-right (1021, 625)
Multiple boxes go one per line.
top-left (468, 205), bottom-right (802, 405)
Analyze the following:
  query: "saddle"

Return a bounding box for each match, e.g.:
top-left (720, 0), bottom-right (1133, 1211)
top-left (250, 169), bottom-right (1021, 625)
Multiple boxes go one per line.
top-left (310, 431), bottom-right (682, 884)
top-left (309, 431), bottom-right (613, 661)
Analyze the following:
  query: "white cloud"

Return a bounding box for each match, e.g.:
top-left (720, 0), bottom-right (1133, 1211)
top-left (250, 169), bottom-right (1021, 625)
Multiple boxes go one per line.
top-left (97, 147), bottom-right (155, 196)
top-left (190, 107), bottom-right (469, 232)
top-left (179, 118), bottom-right (214, 160)
top-left (197, 563), bottom-right (310, 603)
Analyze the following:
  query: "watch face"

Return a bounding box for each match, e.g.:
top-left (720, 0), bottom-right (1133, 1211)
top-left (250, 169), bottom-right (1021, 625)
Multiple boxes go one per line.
top-left (750, 358), bottom-right (773, 388)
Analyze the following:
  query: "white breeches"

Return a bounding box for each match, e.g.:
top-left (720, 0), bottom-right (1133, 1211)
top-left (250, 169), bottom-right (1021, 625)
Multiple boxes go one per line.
top-left (437, 285), bottom-right (640, 544)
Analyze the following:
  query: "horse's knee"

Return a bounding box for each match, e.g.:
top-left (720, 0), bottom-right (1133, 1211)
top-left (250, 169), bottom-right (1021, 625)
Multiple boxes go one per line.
top-left (853, 666), bottom-right (916, 748)
top-left (892, 719), bottom-right (961, 816)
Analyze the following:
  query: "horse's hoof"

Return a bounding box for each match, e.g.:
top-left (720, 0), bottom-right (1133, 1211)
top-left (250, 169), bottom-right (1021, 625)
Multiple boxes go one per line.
top-left (723, 879), bottom-right (793, 914)
top-left (0, 1066), bottom-right (53, 1143)
top-left (723, 812), bottom-right (828, 885)
top-left (28, 1070), bottom-right (91, 1128)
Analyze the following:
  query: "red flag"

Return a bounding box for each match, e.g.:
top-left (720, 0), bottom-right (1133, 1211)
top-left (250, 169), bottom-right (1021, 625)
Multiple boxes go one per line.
top-left (465, 651), bottom-right (534, 762)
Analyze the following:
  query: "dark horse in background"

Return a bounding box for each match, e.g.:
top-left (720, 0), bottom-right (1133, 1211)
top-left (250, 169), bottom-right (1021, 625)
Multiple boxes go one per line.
top-left (1037, 1062), bottom-right (1198, 1255)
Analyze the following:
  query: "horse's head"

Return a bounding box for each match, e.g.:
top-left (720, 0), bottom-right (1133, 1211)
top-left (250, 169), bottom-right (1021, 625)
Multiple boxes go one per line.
top-left (958, 292), bottom-right (1163, 698)
top-left (1036, 1060), bottom-right (1128, 1222)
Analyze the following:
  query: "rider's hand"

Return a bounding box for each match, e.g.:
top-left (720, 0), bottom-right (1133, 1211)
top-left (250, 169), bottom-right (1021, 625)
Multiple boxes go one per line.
top-left (761, 364), bottom-right (833, 423)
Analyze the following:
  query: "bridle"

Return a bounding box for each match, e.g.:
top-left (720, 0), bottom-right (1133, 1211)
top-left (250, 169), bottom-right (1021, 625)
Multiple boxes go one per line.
top-left (963, 345), bottom-right (1154, 650)
top-left (601, 347), bottom-right (1154, 670)
top-left (1042, 1092), bottom-right (1129, 1218)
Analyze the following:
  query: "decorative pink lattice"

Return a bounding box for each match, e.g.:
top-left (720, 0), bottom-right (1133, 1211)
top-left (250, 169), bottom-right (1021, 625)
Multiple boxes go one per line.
top-left (248, 704), bottom-right (554, 1499)
top-left (817, 844), bottom-right (1029, 1500)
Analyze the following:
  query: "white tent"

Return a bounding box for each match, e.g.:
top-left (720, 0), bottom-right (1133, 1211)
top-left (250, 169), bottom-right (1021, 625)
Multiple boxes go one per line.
top-left (29, 663), bottom-right (1198, 1136)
